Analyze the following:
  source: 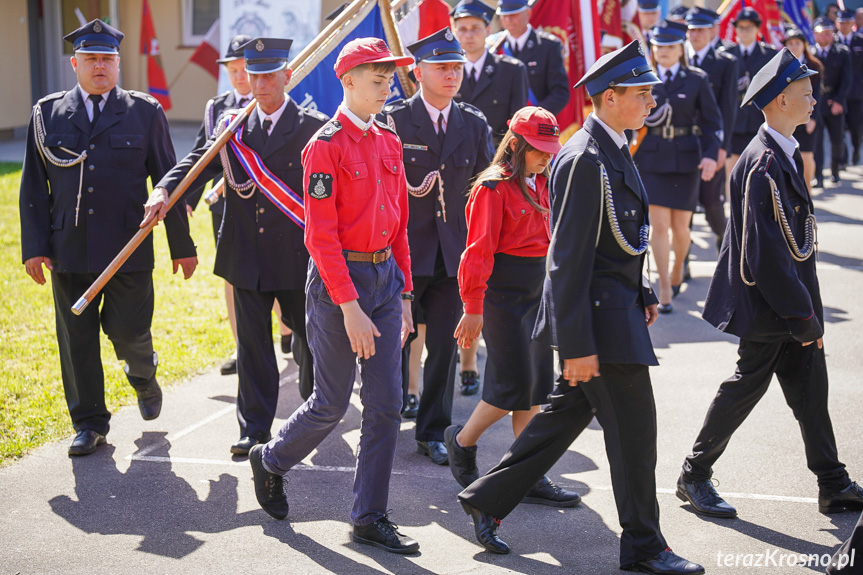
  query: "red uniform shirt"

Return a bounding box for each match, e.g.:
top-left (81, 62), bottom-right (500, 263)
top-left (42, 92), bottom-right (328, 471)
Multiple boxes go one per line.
top-left (458, 173), bottom-right (551, 315)
top-left (302, 109), bottom-right (413, 304)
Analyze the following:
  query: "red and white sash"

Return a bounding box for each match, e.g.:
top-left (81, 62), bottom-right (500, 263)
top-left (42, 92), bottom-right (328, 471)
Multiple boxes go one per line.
top-left (222, 114), bottom-right (305, 230)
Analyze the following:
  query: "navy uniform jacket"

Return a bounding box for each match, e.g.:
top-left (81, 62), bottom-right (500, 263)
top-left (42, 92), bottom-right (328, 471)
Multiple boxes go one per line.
top-left (694, 47), bottom-right (738, 153)
top-left (533, 115), bottom-right (658, 365)
top-left (455, 51), bottom-right (528, 145)
top-left (817, 42), bottom-right (851, 107)
top-left (844, 33), bottom-right (863, 99)
top-left (703, 126), bottom-right (822, 343)
top-left (184, 90), bottom-right (245, 215)
top-left (508, 28), bottom-right (570, 116)
top-left (382, 94), bottom-right (494, 277)
top-left (728, 42), bottom-right (778, 137)
top-left (635, 66), bottom-right (724, 173)
top-left (20, 86), bottom-right (196, 273)
top-left (157, 99), bottom-right (328, 291)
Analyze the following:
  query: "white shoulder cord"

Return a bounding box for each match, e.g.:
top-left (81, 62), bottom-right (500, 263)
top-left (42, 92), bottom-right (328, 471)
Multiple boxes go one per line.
top-left (388, 113), bottom-right (447, 222)
top-left (212, 113), bottom-right (256, 199)
top-left (739, 165), bottom-right (818, 287)
top-left (643, 101), bottom-right (672, 129)
top-left (34, 104), bottom-right (89, 227)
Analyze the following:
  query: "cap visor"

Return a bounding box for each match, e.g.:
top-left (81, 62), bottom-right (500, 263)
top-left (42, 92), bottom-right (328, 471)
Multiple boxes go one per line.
top-left (524, 135), bottom-right (562, 154)
top-left (246, 61), bottom-right (289, 74)
top-left (216, 56), bottom-right (243, 63)
top-left (75, 46), bottom-right (119, 54)
top-left (420, 54), bottom-right (468, 63)
top-left (497, 6), bottom-right (529, 14)
top-left (368, 55), bottom-right (416, 68)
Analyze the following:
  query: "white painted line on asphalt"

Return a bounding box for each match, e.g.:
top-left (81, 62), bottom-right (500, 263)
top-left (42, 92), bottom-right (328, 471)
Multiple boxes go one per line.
top-left (127, 454), bottom-right (820, 504)
top-left (130, 404), bottom-right (237, 459)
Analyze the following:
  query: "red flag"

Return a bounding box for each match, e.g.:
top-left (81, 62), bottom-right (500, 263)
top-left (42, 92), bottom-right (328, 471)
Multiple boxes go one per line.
top-left (418, 0), bottom-right (451, 38)
top-left (530, 0), bottom-right (600, 137)
top-left (190, 18), bottom-right (220, 80)
top-left (140, 0), bottom-right (172, 110)
top-left (719, 0), bottom-right (784, 48)
top-left (598, 0), bottom-right (624, 48)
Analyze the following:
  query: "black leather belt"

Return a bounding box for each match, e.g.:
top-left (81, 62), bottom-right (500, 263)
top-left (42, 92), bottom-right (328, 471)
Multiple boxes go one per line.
top-left (647, 125), bottom-right (702, 139)
top-left (343, 246), bottom-right (392, 263)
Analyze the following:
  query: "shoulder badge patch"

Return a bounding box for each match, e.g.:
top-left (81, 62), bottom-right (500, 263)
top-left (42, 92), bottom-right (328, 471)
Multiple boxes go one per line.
top-left (308, 173), bottom-right (334, 200)
top-left (317, 120), bottom-right (342, 142)
top-left (375, 119), bottom-right (397, 135)
top-left (130, 90), bottom-right (159, 106)
top-left (461, 103), bottom-right (487, 121)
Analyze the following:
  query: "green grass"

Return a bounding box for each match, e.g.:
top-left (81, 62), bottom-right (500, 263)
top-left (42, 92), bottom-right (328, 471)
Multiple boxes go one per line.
top-left (0, 162), bottom-right (235, 463)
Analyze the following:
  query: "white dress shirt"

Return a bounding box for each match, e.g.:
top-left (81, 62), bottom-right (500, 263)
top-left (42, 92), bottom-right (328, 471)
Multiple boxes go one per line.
top-left (421, 92), bottom-right (453, 134)
top-left (78, 85), bottom-right (107, 122)
top-left (255, 96), bottom-right (290, 136)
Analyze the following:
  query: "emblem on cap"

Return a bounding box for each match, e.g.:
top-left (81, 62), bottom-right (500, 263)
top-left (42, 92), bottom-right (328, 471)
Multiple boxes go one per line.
top-left (93, 20), bottom-right (103, 33)
top-left (232, 40), bottom-right (240, 50)
top-left (445, 29), bottom-right (454, 41)
top-left (256, 39), bottom-right (265, 52)
top-left (637, 44), bottom-right (644, 56)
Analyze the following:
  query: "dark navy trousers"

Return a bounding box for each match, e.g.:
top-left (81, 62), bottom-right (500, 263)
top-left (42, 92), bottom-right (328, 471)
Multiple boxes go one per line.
top-left (262, 257), bottom-right (404, 525)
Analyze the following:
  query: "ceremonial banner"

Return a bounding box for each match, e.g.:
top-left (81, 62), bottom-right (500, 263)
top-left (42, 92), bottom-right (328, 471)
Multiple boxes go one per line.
top-left (719, 0), bottom-right (785, 48)
top-left (781, 0), bottom-right (814, 44)
top-left (140, 0), bottom-right (172, 110)
top-left (190, 19), bottom-right (221, 80)
top-left (393, 0), bottom-right (452, 48)
top-left (218, 0), bottom-right (322, 93)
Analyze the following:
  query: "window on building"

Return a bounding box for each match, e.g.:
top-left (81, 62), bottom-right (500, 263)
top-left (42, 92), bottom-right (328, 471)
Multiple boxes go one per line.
top-left (182, 0), bottom-right (219, 45)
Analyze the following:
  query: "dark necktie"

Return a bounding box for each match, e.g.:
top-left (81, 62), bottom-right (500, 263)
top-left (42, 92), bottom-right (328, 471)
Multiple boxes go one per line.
top-left (665, 70), bottom-right (673, 84)
top-left (437, 114), bottom-right (445, 145)
top-left (262, 117), bottom-right (272, 141)
top-left (793, 149), bottom-right (805, 177)
top-left (821, 48), bottom-right (828, 59)
top-left (89, 94), bottom-right (103, 127)
top-left (691, 54), bottom-right (699, 68)
top-left (743, 49), bottom-right (750, 62)
top-left (238, 97), bottom-right (249, 108)
top-left (509, 42), bottom-right (519, 57)
top-left (621, 144), bottom-right (634, 164)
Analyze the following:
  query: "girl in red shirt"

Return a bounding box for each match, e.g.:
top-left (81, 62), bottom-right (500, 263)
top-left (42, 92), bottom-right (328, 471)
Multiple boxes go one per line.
top-left (445, 107), bottom-right (580, 507)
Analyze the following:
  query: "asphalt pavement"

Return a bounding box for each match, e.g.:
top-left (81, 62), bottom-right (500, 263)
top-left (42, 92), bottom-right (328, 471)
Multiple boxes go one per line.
top-left (2, 159), bottom-right (862, 574)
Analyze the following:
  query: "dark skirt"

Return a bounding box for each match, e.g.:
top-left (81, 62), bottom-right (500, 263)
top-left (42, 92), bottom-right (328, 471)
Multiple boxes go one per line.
top-left (642, 170), bottom-right (700, 212)
top-left (481, 253), bottom-right (554, 411)
top-left (794, 122), bottom-right (817, 153)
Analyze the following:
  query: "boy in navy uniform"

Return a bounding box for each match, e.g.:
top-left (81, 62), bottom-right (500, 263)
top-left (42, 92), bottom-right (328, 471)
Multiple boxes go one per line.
top-left (245, 38), bottom-right (420, 554)
top-left (457, 41), bottom-right (704, 575)
top-left (686, 7), bottom-right (739, 247)
top-left (382, 28), bottom-right (494, 467)
top-left (19, 20), bottom-right (198, 456)
top-left (146, 38), bottom-right (325, 455)
top-left (497, 0), bottom-right (570, 115)
top-left (451, 0), bottom-right (529, 146)
top-left (677, 48), bottom-right (863, 520)
top-left (812, 17), bottom-right (851, 184)
top-left (726, 8), bottom-right (777, 171)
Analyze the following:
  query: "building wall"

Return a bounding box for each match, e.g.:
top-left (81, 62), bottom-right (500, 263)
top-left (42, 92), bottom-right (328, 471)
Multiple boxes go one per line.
top-left (0, 0), bottom-right (33, 134)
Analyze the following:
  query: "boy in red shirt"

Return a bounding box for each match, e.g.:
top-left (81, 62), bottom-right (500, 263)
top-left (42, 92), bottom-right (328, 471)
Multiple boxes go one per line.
top-left (248, 38), bottom-right (419, 554)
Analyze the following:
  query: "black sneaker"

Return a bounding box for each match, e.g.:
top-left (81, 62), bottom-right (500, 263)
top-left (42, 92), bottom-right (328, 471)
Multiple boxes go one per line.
top-left (459, 371), bottom-right (479, 396)
top-left (444, 425), bottom-right (479, 488)
top-left (249, 445), bottom-right (289, 520)
top-left (351, 515), bottom-right (419, 554)
top-left (401, 394), bottom-right (419, 419)
top-left (522, 476), bottom-right (581, 507)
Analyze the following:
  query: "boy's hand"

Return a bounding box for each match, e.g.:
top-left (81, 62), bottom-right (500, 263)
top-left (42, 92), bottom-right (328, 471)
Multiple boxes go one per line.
top-left (340, 299), bottom-right (380, 359)
top-left (400, 299), bottom-right (415, 348)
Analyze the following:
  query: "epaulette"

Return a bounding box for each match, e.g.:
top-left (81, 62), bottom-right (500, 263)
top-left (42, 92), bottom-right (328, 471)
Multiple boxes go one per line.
top-left (753, 148), bottom-right (777, 175)
top-left (375, 119), bottom-right (397, 135)
top-left (129, 90), bottom-right (159, 106)
top-left (682, 66), bottom-right (708, 80)
top-left (498, 54), bottom-right (522, 67)
top-left (535, 29), bottom-right (562, 44)
top-left (716, 48), bottom-right (736, 61)
top-left (37, 91), bottom-right (66, 105)
top-left (300, 107), bottom-right (329, 122)
top-left (316, 120), bottom-right (342, 142)
top-left (382, 99), bottom-right (409, 114)
top-left (458, 102), bottom-right (487, 121)
top-left (582, 137), bottom-right (601, 162)
top-left (480, 179), bottom-right (500, 190)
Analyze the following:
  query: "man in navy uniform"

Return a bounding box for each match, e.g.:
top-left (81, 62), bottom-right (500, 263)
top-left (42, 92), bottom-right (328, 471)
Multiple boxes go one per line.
top-left (687, 7), bottom-right (738, 248)
top-left (452, 0), bottom-right (528, 146)
top-left (710, 11), bottom-right (736, 51)
top-left (145, 38), bottom-right (326, 455)
top-left (726, 8), bottom-right (777, 176)
top-left (497, 0), bottom-right (570, 116)
top-left (812, 17), bottom-right (851, 184)
top-left (677, 48), bottom-right (863, 520)
top-left (382, 28), bottom-right (494, 467)
top-left (458, 41), bottom-right (704, 575)
top-left (19, 20), bottom-right (198, 456)
top-left (638, 0), bottom-right (662, 51)
top-left (836, 10), bottom-right (863, 166)
top-left (183, 34), bottom-right (252, 377)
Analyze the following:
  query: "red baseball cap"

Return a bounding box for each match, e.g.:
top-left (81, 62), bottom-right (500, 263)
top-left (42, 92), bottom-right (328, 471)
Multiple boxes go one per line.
top-left (334, 37), bottom-right (414, 78)
top-left (507, 107), bottom-right (562, 154)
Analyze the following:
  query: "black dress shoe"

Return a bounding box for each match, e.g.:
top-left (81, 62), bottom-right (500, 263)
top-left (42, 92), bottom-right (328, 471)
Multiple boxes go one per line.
top-left (831, 174), bottom-right (841, 184)
top-left (522, 476), bottom-right (581, 507)
top-left (280, 334), bottom-right (292, 355)
top-left (813, 177), bottom-right (824, 188)
top-left (444, 425), bottom-right (479, 488)
top-left (417, 440), bottom-right (448, 465)
top-left (68, 430), bottom-right (106, 456)
top-left (819, 481), bottom-right (863, 514)
top-left (351, 516), bottom-right (419, 554)
top-left (622, 548), bottom-right (704, 574)
top-left (458, 498), bottom-right (510, 554)
top-left (249, 445), bottom-right (289, 520)
top-left (220, 357), bottom-right (237, 375)
top-left (231, 435), bottom-right (270, 456)
top-left (135, 381), bottom-right (162, 421)
top-left (675, 474), bottom-right (737, 518)
top-left (401, 394), bottom-right (418, 419)
top-left (658, 303), bottom-right (673, 314)
top-left (459, 371), bottom-right (480, 396)
top-left (671, 285), bottom-right (682, 298)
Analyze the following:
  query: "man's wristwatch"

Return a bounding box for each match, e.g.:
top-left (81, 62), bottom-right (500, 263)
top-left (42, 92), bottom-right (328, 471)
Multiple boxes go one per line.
top-left (401, 292), bottom-right (414, 301)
